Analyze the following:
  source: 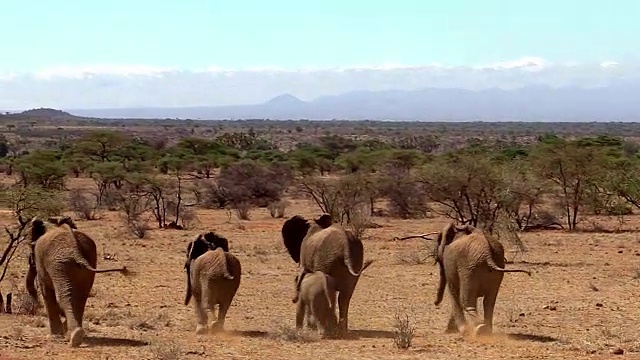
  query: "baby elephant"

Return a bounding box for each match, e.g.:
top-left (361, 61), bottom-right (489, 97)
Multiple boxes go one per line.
top-left (294, 271), bottom-right (338, 337)
top-left (184, 233), bottom-right (242, 334)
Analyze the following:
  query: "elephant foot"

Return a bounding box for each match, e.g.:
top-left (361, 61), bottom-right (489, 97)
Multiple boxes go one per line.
top-left (209, 321), bottom-right (224, 332)
top-left (474, 323), bottom-right (492, 337)
top-left (445, 318), bottom-right (458, 334)
top-left (69, 328), bottom-right (85, 348)
top-left (195, 324), bottom-right (208, 335)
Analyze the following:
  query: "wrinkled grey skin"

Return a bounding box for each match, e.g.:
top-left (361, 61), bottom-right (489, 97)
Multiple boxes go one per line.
top-left (25, 216), bottom-right (129, 347)
top-left (282, 214), bottom-right (374, 336)
top-left (294, 271), bottom-right (338, 338)
top-left (184, 233), bottom-right (241, 334)
top-left (433, 222), bottom-right (531, 336)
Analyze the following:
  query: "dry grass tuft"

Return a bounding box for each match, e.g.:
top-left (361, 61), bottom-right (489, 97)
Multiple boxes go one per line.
top-left (150, 340), bottom-right (182, 360)
top-left (269, 324), bottom-right (320, 343)
top-left (393, 308), bottom-right (416, 349)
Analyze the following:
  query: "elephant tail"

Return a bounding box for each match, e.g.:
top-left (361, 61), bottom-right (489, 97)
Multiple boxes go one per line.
top-left (434, 261), bottom-right (447, 306)
top-left (343, 231), bottom-right (366, 277)
top-left (184, 263), bottom-right (193, 306)
top-left (486, 257), bottom-right (531, 276)
top-left (219, 249), bottom-right (235, 280)
top-left (25, 253), bottom-right (39, 303)
top-left (74, 258), bottom-right (131, 275)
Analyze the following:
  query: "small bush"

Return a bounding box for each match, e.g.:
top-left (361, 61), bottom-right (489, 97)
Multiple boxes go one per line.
top-left (233, 202), bottom-right (252, 220)
top-left (119, 194), bottom-right (151, 239)
top-left (267, 200), bottom-right (289, 218)
top-left (396, 251), bottom-right (429, 265)
top-left (68, 189), bottom-right (100, 220)
top-left (379, 169), bottom-right (429, 219)
top-left (345, 203), bottom-right (372, 241)
top-left (150, 340), bottom-right (182, 360)
top-left (100, 187), bottom-right (122, 211)
top-left (201, 181), bottom-right (230, 209)
top-left (393, 309), bottom-right (416, 349)
top-left (269, 324), bottom-right (319, 343)
top-left (13, 290), bottom-right (38, 315)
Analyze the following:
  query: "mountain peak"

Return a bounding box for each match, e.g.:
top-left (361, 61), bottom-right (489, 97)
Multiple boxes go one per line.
top-left (265, 93), bottom-right (305, 106)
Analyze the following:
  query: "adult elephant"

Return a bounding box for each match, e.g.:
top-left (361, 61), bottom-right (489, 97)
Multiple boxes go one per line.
top-left (282, 213), bottom-right (372, 336)
top-left (432, 221), bottom-right (531, 336)
top-left (25, 216), bottom-right (130, 347)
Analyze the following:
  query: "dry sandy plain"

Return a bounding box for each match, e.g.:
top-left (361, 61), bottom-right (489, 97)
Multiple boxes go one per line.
top-left (1, 180), bottom-right (640, 360)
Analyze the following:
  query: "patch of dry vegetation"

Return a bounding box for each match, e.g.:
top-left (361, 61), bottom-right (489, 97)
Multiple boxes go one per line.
top-left (1, 124), bottom-right (640, 359)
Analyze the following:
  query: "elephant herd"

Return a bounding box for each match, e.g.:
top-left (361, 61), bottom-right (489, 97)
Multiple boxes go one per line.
top-left (18, 213), bottom-right (531, 348)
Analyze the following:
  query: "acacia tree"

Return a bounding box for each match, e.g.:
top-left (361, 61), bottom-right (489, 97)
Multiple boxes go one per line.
top-left (419, 151), bottom-right (508, 230)
top-left (531, 138), bottom-right (611, 230)
top-left (0, 186), bottom-right (64, 284)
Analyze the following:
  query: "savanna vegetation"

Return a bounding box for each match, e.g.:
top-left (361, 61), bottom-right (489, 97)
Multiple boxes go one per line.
top-left (1, 110), bottom-right (640, 359)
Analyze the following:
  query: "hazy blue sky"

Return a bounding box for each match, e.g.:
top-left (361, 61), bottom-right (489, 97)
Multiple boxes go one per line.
top-left (1, 0), bottom-right (638, 72)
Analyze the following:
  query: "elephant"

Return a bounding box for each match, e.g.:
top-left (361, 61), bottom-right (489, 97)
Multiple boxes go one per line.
top-left (25, 216), bottom-right (130, 347)
top-left (184, 232), bottom-right (241, 334)
top-left (294, 271), bottom-right (338, 338)
top-left (432, 221), bottom-right (531, 336)
top-left (282, 213), bottom-right (374, 336)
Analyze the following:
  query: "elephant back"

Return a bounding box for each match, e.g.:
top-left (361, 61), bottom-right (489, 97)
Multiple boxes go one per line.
top-left (192, 249), bottom-right (242, 283)
top-left (300, 225), bottom-right (364, 277)
top-left (34, 225), bottom-right (94, 266)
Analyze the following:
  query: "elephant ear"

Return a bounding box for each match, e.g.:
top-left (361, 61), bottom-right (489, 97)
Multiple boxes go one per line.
top-left (313, 213), bottom-right (333, 229)
top-left (186, 235), bottom-right (210, 263)
top-left (47, 216), bottom-right (77, 229)
top-left (282, 215), bottom-right (310, 263)
top-left (202, 231), bottom-right (230, 252)
top-left (30, 218), bottom-right (47, 244)
top-left (437, 222), bottom-right (456, 261)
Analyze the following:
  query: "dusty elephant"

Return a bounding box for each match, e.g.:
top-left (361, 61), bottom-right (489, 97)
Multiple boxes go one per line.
top-left (25, 216), bottom-right (130, 347)
top-left (184, 232), bottom-right (241, 334)
top-left (282, 213), bottom-right (373, 336)
top-left (294, 271), bottom-right (338, 337)
top-left (432, 222), bottom-right (531, 336)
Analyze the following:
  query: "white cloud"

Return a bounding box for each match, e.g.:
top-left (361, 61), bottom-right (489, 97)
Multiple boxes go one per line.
top-left (1, 58), bottom-right (639, 110)
top-left (32, 64), bottom-right (175, 80)
top-left (477, 57), bottom-right (549, 71)
top-left (600, 61), bottom-right (619, 68)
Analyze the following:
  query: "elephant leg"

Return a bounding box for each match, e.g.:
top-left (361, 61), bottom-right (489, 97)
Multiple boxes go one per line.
top-left (41, 283), bottom-right (64, 336)
top-left (446, 281), bottom-right (466, 334)
top-left (51, 267), bottom-right (94, 348)
top-left (213, 301), bottom-right (230, 332)
top-left (193, 295), bottom-right (208, 335)
top-left (337, 289), bottom-right (354, 336)
top-left (295, 301), bottom-right (305, 329)
top-left (56, 294), bottom-right (87, 347)
top-left (477, 285), bottom-right (500, 336)
top-left (460, 283), bottom-right (481, 336)
top-left (445, 315), bottom-right (458, 333)
top-left (306, 306), bottom-right (318, 330)
top-left (56, 284), bottom-right (91, 347)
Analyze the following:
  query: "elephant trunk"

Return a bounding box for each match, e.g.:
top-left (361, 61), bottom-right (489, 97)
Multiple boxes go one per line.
top-left (434, 261), bottom-right (446, 306)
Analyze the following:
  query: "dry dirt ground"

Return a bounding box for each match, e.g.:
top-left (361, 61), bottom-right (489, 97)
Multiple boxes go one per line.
top-left (1, 196), bottom-right (640, 359)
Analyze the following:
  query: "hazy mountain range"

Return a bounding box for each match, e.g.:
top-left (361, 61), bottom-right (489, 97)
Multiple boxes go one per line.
top-left (66, 82), bottom-right (640, 122)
